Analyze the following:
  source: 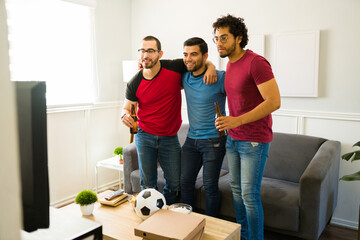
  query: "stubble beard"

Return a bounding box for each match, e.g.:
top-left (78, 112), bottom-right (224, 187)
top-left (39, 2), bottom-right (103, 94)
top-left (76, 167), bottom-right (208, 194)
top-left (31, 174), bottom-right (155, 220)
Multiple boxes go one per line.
top-left (143, 55), bottom-right (159, 69)
top-left (219, 42), bottom-right (237, 58)
top-left (186, 62), bottom-right (202, 72)
top-left (186, 57), bottom-right (204, 72)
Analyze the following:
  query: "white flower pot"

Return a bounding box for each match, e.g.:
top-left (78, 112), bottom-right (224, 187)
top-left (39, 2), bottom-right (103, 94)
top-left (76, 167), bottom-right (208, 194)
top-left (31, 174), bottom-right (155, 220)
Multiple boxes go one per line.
top-left (80, 203), bottom-right (95, 216)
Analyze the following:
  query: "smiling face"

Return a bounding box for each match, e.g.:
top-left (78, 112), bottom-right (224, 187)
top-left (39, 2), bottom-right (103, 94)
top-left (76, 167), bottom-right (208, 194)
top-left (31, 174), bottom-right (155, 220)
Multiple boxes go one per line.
top-left (139, 40), bottom-right (162, 69)
top-left (214, 26), bottom-right (241, 59)
top-left (183, 45), bottom-right (207, 75)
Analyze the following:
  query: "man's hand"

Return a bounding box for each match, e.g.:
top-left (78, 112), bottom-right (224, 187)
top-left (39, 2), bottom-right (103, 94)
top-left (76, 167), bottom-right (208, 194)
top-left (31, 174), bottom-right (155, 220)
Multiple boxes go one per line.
top-left (138, 58), bottom-right (143, 69)
top-left (121, 99), bottom-right (138, 128)
top-left (215, 116), bottom-right (242, 131)
top-left (121, 113), bottom-right (135, 128)
top-left (203, 61), bottom-right (217, 85)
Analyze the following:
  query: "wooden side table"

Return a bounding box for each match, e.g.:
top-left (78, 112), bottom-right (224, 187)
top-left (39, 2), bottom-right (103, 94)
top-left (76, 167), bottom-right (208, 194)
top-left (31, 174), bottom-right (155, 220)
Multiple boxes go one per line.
top-left (95, 157), bottom-right (124, 193)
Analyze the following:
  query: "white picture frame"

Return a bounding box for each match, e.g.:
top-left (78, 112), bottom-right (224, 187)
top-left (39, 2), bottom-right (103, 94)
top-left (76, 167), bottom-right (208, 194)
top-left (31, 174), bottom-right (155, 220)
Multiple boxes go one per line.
top-left (274, 30), bottom-right (320, 97)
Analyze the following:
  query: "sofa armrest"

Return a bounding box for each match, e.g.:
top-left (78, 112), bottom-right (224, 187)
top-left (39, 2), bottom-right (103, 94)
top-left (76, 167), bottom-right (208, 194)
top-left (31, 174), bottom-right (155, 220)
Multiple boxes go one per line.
top-left (299, 140), bottom-right (340, 239)
top-left (123, 142), bottom-right (139, 194)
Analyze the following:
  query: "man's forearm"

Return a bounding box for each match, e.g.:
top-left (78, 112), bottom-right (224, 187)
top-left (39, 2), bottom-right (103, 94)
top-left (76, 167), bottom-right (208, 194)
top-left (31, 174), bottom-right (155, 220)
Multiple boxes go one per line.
top-left (237, 99), bottom-right (280, 126)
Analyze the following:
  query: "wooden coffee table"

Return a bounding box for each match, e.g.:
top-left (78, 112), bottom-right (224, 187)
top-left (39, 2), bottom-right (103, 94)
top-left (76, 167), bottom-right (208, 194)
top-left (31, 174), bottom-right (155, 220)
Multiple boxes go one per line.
top-left (60, 191), bottom-right (241, 240)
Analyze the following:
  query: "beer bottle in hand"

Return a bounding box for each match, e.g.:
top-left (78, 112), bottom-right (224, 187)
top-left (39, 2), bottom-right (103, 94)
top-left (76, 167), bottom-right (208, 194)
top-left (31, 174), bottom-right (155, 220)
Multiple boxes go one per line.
top-left (130, 104), bottom-right (138, 134)
top-left (215, 102), bottom-right (227, 137)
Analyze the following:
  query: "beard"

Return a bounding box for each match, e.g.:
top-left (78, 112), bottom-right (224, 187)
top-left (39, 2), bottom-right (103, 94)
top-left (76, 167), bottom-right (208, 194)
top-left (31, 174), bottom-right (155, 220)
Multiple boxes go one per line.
top-left (143, 55), bottom-right (160, 69)
top-left (219, 42), bottom-right (237, 58)
top-left (185, 56), bottom-right (205, 72)
top-left (186, 62), bottom-right (202, 72)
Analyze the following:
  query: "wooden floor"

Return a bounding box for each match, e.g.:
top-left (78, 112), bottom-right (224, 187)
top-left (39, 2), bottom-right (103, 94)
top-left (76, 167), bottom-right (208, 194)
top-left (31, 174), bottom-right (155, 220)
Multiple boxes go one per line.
top-left (264, 225), bottom-right (358, 240)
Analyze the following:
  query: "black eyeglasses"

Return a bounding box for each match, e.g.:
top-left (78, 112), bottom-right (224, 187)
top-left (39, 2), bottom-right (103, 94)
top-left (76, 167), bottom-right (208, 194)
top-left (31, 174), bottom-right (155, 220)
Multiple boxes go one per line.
top-left (212, 35), bottom-right (229, 44)
top-left (138, 48), bottom-right (160, 54)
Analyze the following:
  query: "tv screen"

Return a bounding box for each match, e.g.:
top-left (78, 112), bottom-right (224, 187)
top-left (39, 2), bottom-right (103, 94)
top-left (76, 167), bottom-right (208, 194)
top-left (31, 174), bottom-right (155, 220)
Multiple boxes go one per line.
top-left (15, 81), bottom-right (50, 232)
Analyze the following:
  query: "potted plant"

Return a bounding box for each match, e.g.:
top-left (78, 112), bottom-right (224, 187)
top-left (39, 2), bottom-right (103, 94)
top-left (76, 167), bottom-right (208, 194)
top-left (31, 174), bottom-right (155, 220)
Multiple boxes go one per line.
top-left (75, 190), bottom-right (98, 215)
top-left (340, 141), bottom-right (360, 240)
top-left (114, 147), bottom-right (123, 164)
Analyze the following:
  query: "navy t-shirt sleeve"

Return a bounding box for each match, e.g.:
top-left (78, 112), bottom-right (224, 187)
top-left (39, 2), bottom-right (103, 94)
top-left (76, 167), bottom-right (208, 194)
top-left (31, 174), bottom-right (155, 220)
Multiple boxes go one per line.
top-left (125, 70), bottom-right (143, 101)
top-left (160, 59), bottom-right (187, 74)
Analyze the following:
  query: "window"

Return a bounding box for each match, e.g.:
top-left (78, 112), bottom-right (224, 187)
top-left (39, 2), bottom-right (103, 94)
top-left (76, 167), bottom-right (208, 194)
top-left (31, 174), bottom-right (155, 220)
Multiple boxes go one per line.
top-left (6, 0), bottom-right (97, 106)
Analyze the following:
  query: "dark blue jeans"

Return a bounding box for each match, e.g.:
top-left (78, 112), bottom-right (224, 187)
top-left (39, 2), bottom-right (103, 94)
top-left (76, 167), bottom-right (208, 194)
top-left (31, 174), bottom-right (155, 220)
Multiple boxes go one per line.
top-left (180, 136), bottom-right (226, 217)
top-left (135, 127), bottom-right (181, 205)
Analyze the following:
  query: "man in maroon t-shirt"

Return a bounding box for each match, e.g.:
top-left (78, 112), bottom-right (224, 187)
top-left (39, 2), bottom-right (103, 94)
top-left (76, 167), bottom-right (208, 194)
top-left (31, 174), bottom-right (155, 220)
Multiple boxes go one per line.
top-left (121, 36), bottom-right (216, 204)
top-left (213, 15), bottom-right (281, 240)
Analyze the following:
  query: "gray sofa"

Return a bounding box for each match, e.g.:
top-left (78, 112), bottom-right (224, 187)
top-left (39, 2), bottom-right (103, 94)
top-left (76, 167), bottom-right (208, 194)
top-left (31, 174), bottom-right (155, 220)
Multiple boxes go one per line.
top-left (123, 123), bottom-right (340, 240)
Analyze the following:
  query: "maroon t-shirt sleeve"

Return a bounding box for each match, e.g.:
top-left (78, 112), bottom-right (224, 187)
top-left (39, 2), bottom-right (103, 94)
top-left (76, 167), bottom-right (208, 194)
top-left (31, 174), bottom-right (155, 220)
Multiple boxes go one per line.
top-left (251, 56), bottom-right (274, 85)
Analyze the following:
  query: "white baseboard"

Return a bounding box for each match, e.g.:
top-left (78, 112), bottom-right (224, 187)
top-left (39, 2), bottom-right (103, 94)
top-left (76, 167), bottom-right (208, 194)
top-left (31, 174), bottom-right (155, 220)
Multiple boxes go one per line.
top-left (331, 217), bottom-right (358, 230)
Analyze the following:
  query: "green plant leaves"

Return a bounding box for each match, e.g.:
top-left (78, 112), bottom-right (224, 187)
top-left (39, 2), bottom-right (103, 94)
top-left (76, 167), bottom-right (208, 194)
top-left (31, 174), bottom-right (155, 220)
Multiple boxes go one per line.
top-left (340, 171), bottom-right (360, 181)
top-left (113, 147), bottom-right (123, 155)
top-left (353, 141), bottom-right (360, 148)
top-left (340, 141), bottom-right (360, 181)
top-left (75, 190), bottom-right (98, 206)
top-left (341, 150), bottom-right (360, 162)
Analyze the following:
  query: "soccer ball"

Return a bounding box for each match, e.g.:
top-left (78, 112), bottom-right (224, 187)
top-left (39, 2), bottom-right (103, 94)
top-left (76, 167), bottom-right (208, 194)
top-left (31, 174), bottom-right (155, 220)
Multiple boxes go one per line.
top-left (134, 188), bottom-right (166, 220)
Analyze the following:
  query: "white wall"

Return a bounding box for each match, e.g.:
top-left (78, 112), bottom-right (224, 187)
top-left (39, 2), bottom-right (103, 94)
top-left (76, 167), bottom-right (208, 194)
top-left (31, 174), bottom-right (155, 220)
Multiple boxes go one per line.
top-left (94, 0), bottom-right (132, 102)
top-left (0, 0), bottom-right (22, 238)
top-left (130, 0), bottom-right (360, 113)
top-left (130, 0), bottom-right (360, 228)
top-left (46, 103), bottom-right (130, 206)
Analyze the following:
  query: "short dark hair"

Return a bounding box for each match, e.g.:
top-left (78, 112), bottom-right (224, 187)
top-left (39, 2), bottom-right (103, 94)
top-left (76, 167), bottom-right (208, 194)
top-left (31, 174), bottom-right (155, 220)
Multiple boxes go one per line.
top-left (183, 37), bottom-right (208, 55)
top-left (212, 14), bottom-right (249, 49)
top-left (142, 35), bottom-right (161, 50)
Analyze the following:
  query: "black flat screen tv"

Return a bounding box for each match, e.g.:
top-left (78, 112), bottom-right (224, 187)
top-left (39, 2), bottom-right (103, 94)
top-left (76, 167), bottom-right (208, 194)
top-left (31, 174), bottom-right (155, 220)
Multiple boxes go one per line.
top-left (15, 81), bottom-right (50, 232)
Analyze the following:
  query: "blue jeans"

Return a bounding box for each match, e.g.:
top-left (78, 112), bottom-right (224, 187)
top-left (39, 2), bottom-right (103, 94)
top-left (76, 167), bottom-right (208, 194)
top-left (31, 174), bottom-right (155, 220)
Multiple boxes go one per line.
top-left (226, 136), bottom-right (270, 240)
top-left (181, 136), bottom-right (226, 217)
top-left (135, 127), bottom-right (181, 205)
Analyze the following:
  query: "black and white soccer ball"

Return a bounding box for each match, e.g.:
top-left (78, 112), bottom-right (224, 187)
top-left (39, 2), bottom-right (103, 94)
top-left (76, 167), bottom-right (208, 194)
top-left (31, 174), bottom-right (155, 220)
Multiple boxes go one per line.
top-left (134, 188), bottom-right (166, 220)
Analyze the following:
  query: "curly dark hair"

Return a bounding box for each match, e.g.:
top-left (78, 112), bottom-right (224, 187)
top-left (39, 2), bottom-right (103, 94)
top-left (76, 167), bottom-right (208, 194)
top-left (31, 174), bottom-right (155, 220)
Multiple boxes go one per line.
top-left (212, 14), bottom-right (248, 49)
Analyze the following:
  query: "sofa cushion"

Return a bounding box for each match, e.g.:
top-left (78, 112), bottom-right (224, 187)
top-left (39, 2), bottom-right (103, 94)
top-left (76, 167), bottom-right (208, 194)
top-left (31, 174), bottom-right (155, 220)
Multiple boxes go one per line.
top-left (218, 174), bottom-right (236, 219)
top-left (261, 177), bottom-right (300, 232)
top-left (130, 168), bottom-right (166, 194)
top-left (221, 155), bottom-right (229, 171)
top-left (264, 132), bottom-right (327, 183)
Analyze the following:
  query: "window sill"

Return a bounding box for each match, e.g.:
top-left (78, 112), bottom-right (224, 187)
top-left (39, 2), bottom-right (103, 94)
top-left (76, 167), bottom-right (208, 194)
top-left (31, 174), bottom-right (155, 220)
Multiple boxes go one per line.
top-left (47, 101), bottom-right (122, 114)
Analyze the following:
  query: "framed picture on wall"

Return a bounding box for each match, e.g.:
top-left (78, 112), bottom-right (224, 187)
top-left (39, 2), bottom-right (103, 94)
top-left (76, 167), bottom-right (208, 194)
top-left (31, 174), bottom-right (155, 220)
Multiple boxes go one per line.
top-left (274, 30), bottom-right (320, 97)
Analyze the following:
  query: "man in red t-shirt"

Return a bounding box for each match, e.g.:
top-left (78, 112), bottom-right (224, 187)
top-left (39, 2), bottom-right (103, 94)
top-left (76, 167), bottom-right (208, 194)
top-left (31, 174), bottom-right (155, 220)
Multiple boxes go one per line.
top-left (213, 15), bottom-right (281, 240)
top-left (121, 36), bottom-right (216, 204)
